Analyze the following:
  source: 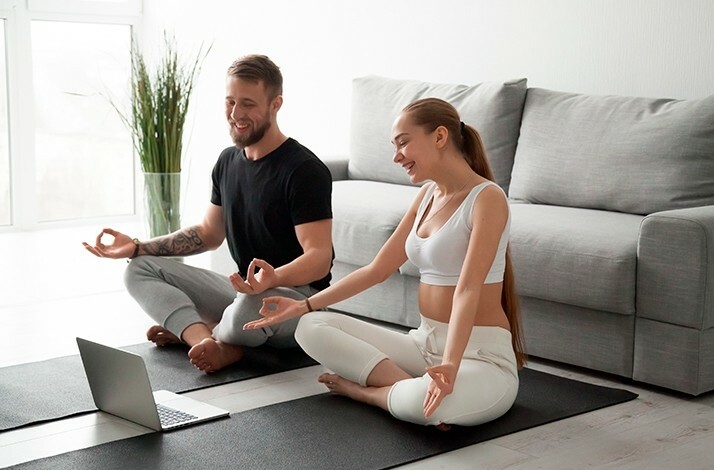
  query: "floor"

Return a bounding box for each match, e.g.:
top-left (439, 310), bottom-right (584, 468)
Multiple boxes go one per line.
top-left (1, 226), bottom-right (713, 469)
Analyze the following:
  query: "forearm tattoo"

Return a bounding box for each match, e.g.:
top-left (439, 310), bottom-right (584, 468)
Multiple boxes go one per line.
top-left (142, 226), bottom-right (206, 257)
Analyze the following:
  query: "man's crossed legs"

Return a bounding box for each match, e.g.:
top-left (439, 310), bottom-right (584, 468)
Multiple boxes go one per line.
top-left (125, 256), bottom-right (315, 372)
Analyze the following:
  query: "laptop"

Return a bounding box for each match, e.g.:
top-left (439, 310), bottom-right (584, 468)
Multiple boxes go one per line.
top-left (76, 337), bottom-right (230, 431)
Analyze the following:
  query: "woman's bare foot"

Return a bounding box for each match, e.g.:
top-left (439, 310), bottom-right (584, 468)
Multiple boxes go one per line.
top-left (318, 372), bottom-right (392, 410)
top-left (318, 373), bottom-right (367, 400)
top-left (146, 325), bottom-right (181, 346)
top-left (187, 338), bottom-right (244, 373)
top-left (319, 373), bottom-right (451, 430)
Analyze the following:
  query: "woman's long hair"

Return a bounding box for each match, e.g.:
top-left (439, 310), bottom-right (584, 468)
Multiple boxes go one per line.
top-left (402, 98), bottom-right (527, 368)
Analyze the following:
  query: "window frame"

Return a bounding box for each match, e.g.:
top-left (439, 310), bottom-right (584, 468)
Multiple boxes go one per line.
top-left (0, 0), bottom-right (142, 232)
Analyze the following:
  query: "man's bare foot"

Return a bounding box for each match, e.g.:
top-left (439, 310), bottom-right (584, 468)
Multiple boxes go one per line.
top-left (187, 338), bottom-right (244, 373)
top-left (146, 325), bottom-right (181, 346)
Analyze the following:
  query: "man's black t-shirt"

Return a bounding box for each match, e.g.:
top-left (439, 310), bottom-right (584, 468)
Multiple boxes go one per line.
top-left (211, 138), bottom-right (333, 291)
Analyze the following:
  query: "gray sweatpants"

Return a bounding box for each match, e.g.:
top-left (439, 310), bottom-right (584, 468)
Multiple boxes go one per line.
top-left (124, 256), bottom-right (317, 348)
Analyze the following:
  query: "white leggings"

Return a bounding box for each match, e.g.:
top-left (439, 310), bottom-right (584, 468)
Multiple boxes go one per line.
top-left (295, 311), bottom-right (519, 426)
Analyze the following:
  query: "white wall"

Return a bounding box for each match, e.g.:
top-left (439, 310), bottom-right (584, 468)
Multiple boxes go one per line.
top-left (141, 0), bottom-right (714, 222)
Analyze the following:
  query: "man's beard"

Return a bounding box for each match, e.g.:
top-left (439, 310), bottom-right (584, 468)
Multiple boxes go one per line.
top-left (230, 117), bottom-right (271, 148)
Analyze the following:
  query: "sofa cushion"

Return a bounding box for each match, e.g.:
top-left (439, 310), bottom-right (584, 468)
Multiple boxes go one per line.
top-left (509, 88), bottom-right (714, 215)
top-left (349, 75), bottom-right (527, 193)
top-left (332, 180), bottom-right (420, 267)
top-left (509, 203), bottom-right (642, 315)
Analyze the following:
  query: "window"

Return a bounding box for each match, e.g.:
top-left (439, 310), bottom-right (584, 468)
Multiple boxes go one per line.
top-left (1, 0), bottom-right (140, 230)
top-left (32, 21), bottom-right (133, 222)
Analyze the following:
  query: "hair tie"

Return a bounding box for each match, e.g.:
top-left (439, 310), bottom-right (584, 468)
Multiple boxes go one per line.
top-left (460, 121), bottom-right (466, 134)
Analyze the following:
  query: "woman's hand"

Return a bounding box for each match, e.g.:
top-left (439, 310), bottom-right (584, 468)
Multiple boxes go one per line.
top-left (423, 362), bottom-right (458, 418)
top-left (243, 296), bottom-right (308, 330)
top-left (229, 258), bottom-right (278, 295)
top-left (82, 228), bottom-right (136, 259)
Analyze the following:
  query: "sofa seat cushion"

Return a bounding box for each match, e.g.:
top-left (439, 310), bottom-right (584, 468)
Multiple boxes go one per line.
top-left (349, 75), bottom-right (527, 193)
top-left (332, 180), bottom-right (420, 267)
top-left (509, 203), bottom-right (643, 314)
top-left (509, 88), bottom-right (714, 215)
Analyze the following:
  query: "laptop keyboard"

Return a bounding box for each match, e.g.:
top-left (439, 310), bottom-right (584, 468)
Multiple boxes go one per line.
top-left (156, 403), bottom-right (198, 426)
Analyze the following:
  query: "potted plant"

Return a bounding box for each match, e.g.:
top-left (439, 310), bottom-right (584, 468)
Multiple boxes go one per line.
top-left (114, 34), bottom-right (208, 238)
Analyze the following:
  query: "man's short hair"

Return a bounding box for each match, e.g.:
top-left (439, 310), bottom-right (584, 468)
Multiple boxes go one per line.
top-left (227, 54), bottom-right (283, 99)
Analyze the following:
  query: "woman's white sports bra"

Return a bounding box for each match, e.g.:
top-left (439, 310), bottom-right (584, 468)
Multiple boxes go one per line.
top-left (405, 181), bottom-right (510, 286)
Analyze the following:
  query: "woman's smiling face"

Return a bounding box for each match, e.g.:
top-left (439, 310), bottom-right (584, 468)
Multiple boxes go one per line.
top-left (391, 113), bottom-right (437, 184)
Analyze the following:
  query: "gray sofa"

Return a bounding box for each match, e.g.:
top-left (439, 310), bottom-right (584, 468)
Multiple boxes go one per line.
top-left (322, 76), bottom-right (714, 396)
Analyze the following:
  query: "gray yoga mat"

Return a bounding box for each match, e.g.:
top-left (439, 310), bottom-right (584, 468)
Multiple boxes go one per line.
top-left (14, 368), bottom-right (638, 470)
top-left (0, 342), bottom-right (317, 432)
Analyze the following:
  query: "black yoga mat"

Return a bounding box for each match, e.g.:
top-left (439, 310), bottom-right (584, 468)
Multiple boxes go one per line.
top-left (15, 368), bottom-right (637, 470)
top-left (0, 342), bottom-right (317, 432)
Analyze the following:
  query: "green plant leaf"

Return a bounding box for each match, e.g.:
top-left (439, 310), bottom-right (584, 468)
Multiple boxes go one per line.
top-left (112, 32), bottom-right (211, 174)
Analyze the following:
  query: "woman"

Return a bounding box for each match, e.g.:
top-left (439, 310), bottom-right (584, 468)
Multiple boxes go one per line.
top-left (244, 98), bottom-right (526, 428)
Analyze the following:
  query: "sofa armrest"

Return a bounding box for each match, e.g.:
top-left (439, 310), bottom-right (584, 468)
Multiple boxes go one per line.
top-left (637, 205), bottom-right (714, 329)
top-left (320, 156), bottom-right (349, 181)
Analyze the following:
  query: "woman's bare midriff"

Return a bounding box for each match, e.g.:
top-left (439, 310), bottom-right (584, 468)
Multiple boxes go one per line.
top-left (417, 282), bottom-right (511, 330)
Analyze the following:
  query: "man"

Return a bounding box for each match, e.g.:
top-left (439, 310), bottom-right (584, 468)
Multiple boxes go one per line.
top-left (83, 55), bottom-right (333, 373)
